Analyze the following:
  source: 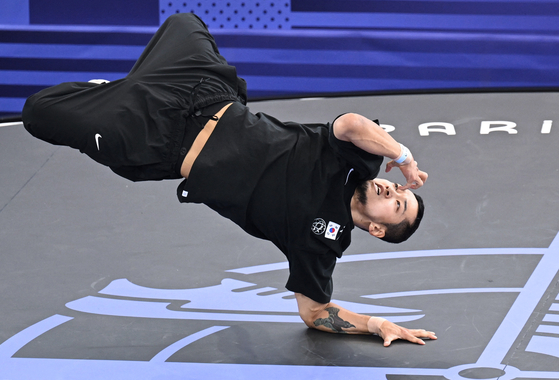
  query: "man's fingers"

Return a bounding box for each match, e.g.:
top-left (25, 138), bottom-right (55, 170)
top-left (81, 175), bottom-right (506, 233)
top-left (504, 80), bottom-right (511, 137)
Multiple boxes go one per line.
top-left (385, 161), bottom-right (395, 173)
top-left (381, 329), bottom-right (437, 347)
top-left (400, 176), bottom-right (423, 190)
top-left (403, 169), bottom-right (428, 190)
top-left (410, 329), bottom-right (438, 343)
top-left (383, 334), bottom-right (423, 347)
top-left (388, 159), bottom-right (428, 191)
top-left (400, 178), bottom-right (422, 191)
top-left (418, 330), bottom-right (438, 340)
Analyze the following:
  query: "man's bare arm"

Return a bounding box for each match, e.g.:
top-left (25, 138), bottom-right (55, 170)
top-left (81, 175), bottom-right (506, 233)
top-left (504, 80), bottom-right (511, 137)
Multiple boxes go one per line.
top-left (295, 292), bottom-right (437, 347)
top-left (332, 113), bottom-right (428, 190)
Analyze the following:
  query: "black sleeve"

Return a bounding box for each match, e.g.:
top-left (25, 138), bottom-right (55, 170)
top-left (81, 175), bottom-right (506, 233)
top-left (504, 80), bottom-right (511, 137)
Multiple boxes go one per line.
top-left (327, 117), bottom-right (384, 181)
top-left (285, 248), bottom-right (337, 304)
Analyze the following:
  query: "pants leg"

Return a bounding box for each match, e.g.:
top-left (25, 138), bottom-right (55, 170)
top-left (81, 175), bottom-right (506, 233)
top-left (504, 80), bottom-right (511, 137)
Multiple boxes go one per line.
top-left (22, 77), bottom-right (175, 171)
top-left (127, 13), bottom-right (246, 105)
top-left (22, 81), bottom-right (99, 148)
top-left (22, 13), bottom-right (246, 181)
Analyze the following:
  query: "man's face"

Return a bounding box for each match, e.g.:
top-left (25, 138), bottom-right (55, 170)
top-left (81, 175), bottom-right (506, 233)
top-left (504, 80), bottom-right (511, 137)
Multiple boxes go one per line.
top-left (357, 178), bottom-right (419, 227)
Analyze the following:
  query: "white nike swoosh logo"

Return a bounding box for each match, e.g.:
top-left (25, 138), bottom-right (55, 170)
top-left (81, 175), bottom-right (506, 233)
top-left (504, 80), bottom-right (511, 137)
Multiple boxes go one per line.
top-left (95, 133), bottom-right (102, 150)
top-left (345, 168), bottom-right (354, 185)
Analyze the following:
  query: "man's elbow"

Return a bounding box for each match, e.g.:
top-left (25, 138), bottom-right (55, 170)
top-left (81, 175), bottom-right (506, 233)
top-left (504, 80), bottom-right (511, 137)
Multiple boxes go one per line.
top-left (298, 309), bottom-right (317, 328)
top-left (294, 293), bottom-right (329, 328)
top-left (333, 113), bottom-right (365, 142)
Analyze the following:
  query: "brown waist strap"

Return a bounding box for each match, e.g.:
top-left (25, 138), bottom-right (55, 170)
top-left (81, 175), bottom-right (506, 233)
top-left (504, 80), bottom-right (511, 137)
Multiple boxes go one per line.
top-left (180, 102), bottom-right (233, 178)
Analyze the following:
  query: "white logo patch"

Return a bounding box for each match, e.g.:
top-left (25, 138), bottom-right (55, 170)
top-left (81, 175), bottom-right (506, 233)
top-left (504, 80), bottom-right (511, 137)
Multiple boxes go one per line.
top-left (325, 221), bottom-right (341, 240)
top-left (95, 133), bottom-right (102, 151)
top-left (345, 168), bottom-right (354, 185)
top-left (311, 218), bottom-right (326, 235)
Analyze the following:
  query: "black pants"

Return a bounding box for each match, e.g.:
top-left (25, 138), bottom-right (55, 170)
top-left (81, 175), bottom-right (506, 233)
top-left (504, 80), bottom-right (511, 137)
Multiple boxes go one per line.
top-left (22, 13), bottom-right (247, 181)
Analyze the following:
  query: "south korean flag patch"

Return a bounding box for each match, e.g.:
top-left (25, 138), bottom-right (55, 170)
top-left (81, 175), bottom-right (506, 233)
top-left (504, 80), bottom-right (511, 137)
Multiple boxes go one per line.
top-left (324, 221), bottom-right (341, 240)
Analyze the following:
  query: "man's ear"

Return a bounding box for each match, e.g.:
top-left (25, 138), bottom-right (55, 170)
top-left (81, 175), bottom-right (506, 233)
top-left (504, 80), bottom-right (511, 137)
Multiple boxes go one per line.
top-left (368, 222), bottom-right (386, 239)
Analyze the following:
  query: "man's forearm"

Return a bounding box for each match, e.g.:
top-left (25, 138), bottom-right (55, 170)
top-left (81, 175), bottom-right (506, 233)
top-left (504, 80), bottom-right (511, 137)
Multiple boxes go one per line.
top-left (333, 113), bottom-right (402, 160)
top-left (332, 112), bottom-right (428, 190)
top-left (295, 293), bottom-right (437, 346)
top-left (295, 293), bottom-right (381, 335)
top-left (308, 302), bottom-right (384, 335)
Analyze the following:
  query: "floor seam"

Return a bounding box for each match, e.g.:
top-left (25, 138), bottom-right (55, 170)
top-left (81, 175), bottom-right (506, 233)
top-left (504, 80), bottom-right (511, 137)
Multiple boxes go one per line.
top-left (0, 147), bottom-right (58, 214)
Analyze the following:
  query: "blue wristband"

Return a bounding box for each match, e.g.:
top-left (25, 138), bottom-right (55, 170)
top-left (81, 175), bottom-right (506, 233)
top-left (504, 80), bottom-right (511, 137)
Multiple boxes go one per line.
top-left (395, 144), bottom-right (410, 164)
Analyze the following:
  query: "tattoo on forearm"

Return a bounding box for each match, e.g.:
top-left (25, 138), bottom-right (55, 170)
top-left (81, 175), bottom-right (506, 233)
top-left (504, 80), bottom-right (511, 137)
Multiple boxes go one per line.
top-left (313, 307), bottom-right (356, 333)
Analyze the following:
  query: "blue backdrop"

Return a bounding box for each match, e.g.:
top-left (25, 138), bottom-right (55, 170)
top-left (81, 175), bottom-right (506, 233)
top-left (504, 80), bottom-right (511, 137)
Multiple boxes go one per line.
top-left (1, 0), bottom-right (559, 117)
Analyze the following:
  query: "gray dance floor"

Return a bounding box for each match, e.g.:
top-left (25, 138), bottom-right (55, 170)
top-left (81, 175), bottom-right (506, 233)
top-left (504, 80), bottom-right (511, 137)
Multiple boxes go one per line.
top-left (1, 92), bottom-right (558, 379)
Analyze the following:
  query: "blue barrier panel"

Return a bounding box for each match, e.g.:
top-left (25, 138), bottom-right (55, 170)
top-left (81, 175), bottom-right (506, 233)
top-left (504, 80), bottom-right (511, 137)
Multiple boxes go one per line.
top-left (2, 0), bottom-right (559, 117)
top-left (29, 0), bottom-right (159, 26)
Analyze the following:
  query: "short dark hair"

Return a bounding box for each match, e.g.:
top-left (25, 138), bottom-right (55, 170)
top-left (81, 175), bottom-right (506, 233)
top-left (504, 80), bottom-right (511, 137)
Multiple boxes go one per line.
top-left (380, 193), bottom-right (425, 244)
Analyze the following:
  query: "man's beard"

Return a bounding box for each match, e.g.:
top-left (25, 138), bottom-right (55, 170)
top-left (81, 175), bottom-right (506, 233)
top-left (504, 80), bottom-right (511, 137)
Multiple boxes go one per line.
top-left (355, 181), bottom-right (369, 205)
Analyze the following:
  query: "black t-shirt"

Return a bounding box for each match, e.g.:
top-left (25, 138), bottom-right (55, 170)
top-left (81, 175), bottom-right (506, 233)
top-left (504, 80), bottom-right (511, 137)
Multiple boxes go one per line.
top-left (177, 102), bottom-right (382, 303)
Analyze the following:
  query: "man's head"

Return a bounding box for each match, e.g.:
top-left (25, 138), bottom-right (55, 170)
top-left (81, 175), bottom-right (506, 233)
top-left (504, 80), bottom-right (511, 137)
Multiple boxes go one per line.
top-left (351, 178), bottom-right (424, 244)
